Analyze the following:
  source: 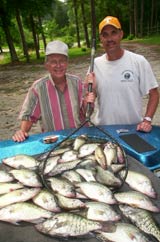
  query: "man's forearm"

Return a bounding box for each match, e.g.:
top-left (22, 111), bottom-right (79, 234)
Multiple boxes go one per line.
top-left (20, 120), bottom-right (33, 133)
top-left (144, 88), bottom-right (159, 119)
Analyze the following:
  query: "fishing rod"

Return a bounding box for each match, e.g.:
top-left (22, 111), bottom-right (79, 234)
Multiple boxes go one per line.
top-left (85, 38), bottom-right (96, 119)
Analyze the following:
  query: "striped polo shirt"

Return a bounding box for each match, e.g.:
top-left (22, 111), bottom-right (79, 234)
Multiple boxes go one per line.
top-left (19, 73), bottom-right (85, 132)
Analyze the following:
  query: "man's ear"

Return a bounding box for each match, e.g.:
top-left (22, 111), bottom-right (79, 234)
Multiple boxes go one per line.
top-left (99, 34), bottom-right (103, 43)
top-left (44, 62), bottom-right (49, 70)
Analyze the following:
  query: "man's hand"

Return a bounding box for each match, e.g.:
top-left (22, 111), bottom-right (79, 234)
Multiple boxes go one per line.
top-left (12, 130), bottom-right (29, 142)
top-left (85, 92), bottom-right (96, 103)
top-left (136, 120), bottom-right (152, 133)
top-left (12, 120), bottom-right (33, 142)
top-left (85, 72), bottom-right (96, 91)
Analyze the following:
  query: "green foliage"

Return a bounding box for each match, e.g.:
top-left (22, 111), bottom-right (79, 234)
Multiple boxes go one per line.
top-left (81, 47), bottom-right (87, 52)
top-left (43, 19), bottom-right (59, 40)
top-left (27, 41), bottom-right (35, 50)
top-left (0, 49), bottom-right (45, 65)
top-left (53, 1), bottom-right (69, 28)
top-left (68, 47), bottom-right (90, 58)
top-left (1, 35), bottom-right (160, 65)
top-left (0, 27), bottom-right (6, 46)
top-left (9, 18), bottom-right (21, 44)
top-left (1, 0), bottom-right (160, 64)
top-left (63, 35), bottom-right (75, 48)
top-left (127, 34), bottom-right (135, 40)
top-left (0, 52), bottom-right (11, 65)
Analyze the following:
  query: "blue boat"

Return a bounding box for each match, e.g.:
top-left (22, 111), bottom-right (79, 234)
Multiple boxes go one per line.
top-left (0, 124), bottom-right (160, 175)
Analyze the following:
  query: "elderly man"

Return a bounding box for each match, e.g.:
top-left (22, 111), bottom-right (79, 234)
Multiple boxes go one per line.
top-left (12, 40), bottom-right (93, 142)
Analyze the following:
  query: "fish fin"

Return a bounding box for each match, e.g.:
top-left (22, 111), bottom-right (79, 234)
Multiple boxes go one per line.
top-left (18, 165), bottom-right (28, 169)
top-left (107, 166), bottom-right (114, 173)
top-left (10, 221), bottom-right (21, 226)
top-left (96, 234), bottom-right (112, 242)
top-left (29, 218), bottom-right (46, 224)
top-left (100, 222), bottom-right (117, 233)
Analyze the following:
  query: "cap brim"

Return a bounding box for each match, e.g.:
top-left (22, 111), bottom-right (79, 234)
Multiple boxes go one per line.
top-left (100, 23), bottom-right (120, 33)
top-left (46, 51), bottom-right (68, 56)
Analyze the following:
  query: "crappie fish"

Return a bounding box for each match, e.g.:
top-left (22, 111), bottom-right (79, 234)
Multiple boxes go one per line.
top-left (2, 154), bottom-right (39, 169)
top-left (119, 205), bottom-right (160, 242)
top-left (120, 170), bottom-right (157, 198)
top-left (59, 139), bottom-right (74, 148)
top-left (48, 159), bottom-right (82, 176)
top-left (83, 154), bottom-right (97, 161)
top-left (0, 170), bottom-right (14, 182)
top-left (103, 142), bottom-right (117, 167)
top-left (75, 168), bottom-right (96, 182)
top-left (75, 192), bottom-right (89, 200)
top-left (0, 202), bottom-right (52, 225)
top-left (96, 166), bottom-right (122, 187)
top-left (41, 155), bottom-right (60, 175)
top-left (114, 191), bottom-right (160, 212)
top-left (61, 170), bottom-right (83, 183)
top-left (48, 177), bottom-right (76, 197)
top-left (32, 189), bottom-right (61, 212)
top-left (73, 134), bottom-right (88, 151)
top-left (76, 181), bottom-right (116, 204)
top-left (96, 222), bottom-right (150, 242)
top-left (35, 212), bottom-right (104, 237)
top-left (111, 164), bottom-right (125, 173)
top-left (56, 193), bottom-right (86, 210)
top-left (78, 143), bottom-right (100, 158)
top-left (0, 187), bottom-right (40, 208)
top-left (0, 182), bottom-right (24, 195)
top-left (85, 201), bottom-right (121, 222)
top-left (9, 168), bottom-right (42, 187)
top-left (50, 147), bottom-right (70, 156)
top-left (60, 150), bottom-right (78, 162)
top-left (94, 145), bottom-right (107, 169)
top-left (77, 157), bottom-right (97, 169)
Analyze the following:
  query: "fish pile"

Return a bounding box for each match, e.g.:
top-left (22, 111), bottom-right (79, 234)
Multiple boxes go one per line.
top-left (0, 134), bottom-right (160, 242)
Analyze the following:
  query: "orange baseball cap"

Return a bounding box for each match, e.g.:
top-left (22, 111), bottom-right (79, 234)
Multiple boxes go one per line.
top-left (99, 16), bottom-right (121, 33)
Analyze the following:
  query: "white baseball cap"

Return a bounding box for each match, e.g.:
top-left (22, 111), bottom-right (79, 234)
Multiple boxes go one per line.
top-left (45, 40), bottom-right (68, 56)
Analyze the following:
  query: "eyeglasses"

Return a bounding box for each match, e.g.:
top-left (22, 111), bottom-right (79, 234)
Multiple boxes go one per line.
top-left (47, 59), bottom-right (67, 66)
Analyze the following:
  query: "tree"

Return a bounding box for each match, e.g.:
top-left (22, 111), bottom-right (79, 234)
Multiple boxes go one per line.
top-left (129, 0), bottom-right (134, 36)
top-left (29, 13), bottom-right (40, 59)
top-left (0, 0), bottom-right (19, 62)
top-left (133, 0), bottom-right (138, 37)
top-left (140, 0), bottom-right (144, 37)
top-left (72, 0), bottom-right (81, 47)
top-left (1, 0), bottom-right (160, 64)
top-left (80, 0), bottom-right (90, 48)
top-left (90, 0), bottom-right (96, 46)
top-left (15, 8), bottom-right (30, 62)
top-left (37, 14), bottom-right (47, 50)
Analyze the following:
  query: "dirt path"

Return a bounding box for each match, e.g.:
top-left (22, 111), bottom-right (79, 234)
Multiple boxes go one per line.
top-left (0, 42), bottom-right (160, 140)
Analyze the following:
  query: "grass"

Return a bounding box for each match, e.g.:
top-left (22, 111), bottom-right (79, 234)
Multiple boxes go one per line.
top-left (69, 47), bottom-right (91, 58)
top-left (124, 35), bottom-right (160, 45)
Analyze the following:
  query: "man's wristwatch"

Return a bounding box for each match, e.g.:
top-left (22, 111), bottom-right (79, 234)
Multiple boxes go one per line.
top-left (143, 116), bottom-right (152, 122)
